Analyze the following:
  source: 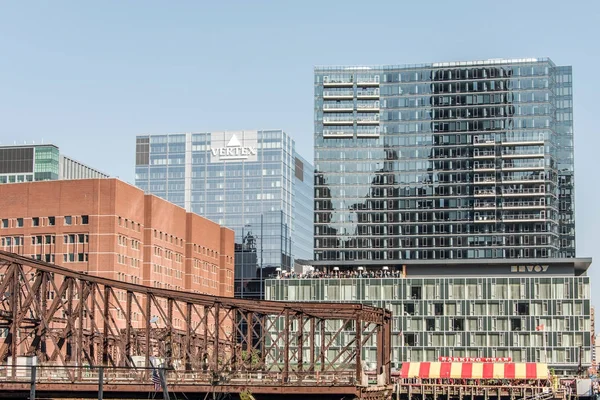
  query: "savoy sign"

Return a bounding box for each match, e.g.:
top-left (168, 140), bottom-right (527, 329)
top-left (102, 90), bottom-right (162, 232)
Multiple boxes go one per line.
top-left (510, 265), bottom-right (549, 273)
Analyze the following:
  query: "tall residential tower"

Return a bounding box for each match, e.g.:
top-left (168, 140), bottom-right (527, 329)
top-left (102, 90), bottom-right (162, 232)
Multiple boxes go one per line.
top-left (313, 58), bottom-right (574, 263)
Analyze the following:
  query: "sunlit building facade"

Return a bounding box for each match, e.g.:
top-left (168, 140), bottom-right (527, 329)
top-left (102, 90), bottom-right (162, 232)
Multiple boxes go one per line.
top-left (134, 130), bottom-right (313, 299)
top-left (267, 258), bottom-right (592, 375)
top-left (313, 58), bottom-right (575, 263)
top-left (0, 144), bottom-right (108, 183)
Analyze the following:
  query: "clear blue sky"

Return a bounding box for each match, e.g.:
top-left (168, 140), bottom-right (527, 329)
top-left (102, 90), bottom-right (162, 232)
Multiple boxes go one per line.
top-left (1, 1), bottom-right (599, 302)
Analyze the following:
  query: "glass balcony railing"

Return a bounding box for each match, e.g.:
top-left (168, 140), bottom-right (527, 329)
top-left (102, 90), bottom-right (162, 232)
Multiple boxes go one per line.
top-left (356, 128), bottom-right (380, 136)
top-left (356, 115), bottom-right (380, 123)
top-left (323, 102), bottom-right (354, 110)
top-left (356, 77), bottom-right (380, 85)
top-left (356, 101), bottom-right (380, 110)
top-left (356, 89), bottom-right (380, 97)
top-left (474, 176), bottom-right (496, 183)
top-left (474, 188), bottom-right (496, 196)
top-left (501, 187), bottom-right (545, 195)
top-left (323, 76), bottom-right (353, 86)
top-left (323, 90), bottom-right (354, 97)
top-left (502, 174), bottom-right (545, 183)
top-left (502, 161), bottom-right (545, 170)
top-left (474, 163), bottom-right (495, 170)
top-left (501, 148), bottom-right (545, 157)
top-left (323, 115), bottom-right (354, 123)
top-left (502, 200), bottom-right (546, 208)
top-left (323, 130), bottom-right (354, 137)
top-left (473, 151), bottom-right (496, 157)
top-left (473, 137), bottom-right (496, 145)
top-left (474, 215), bottom-right (497, 222)
top-left (502, 213), bottom-right (546, 221)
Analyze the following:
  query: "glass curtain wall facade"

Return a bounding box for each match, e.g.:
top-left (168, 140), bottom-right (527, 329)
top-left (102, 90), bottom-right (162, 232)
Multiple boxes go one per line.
top-left (135, 130), bottom-right (313, 298)
top-left (266, 259), bottom-right (592, 375)
top-left (314, 58), bottom-right (575, 262)
top-left (0, 144), bottom-right (108, 184)
top-left (293, 153), bottom-right (314, 262)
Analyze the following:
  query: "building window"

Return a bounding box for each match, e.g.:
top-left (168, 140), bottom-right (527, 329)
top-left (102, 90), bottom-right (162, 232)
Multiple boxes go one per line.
top-left (81, 215), bottom-right (89, 225)
top-left (64, 216), bottom-right (72, 225)
top-left (1, 219), bottom-right (8, 228)
top-left (48, 216), bottom-right (55, 226)
top-left (32, 217), bottom-right (40, 227)
top-left (16, 218), bottom-right (23, 227)
top-left (511, 318), bottom-right (522, 331)
top-left (453, 318), bottom-right (465, 331)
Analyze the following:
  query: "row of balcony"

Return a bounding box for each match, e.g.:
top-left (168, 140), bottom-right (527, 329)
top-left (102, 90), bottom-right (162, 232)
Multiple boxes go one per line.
top-left (474, 150), bottom-right (545, 158)
top-left (474, 200), bottom-right (547, 209)
top-left (474, 138), bottom-right (545, 146)
top-left (473, 161), bottom-right (545, 171)
top-left (323, 128), bottom-right (380, 138)
top-left (323, 115), bottom-right (380, 125)
top-left (322, 76), bottom-right (380, 86)
top-left (323, 89), bottom-right (380, 99)
top-left (474, 186), bottom-right (546, 197)
top-left (474, 175), bottom-right (546, 184)
top-left (474, 213), bottom-right (548, 223)
top-left (323, 101), bottom-right (380, 112)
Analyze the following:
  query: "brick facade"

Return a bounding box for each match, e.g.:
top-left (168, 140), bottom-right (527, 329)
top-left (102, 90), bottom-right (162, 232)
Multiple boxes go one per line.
top-left (0, 179), bottom-right (234, 298)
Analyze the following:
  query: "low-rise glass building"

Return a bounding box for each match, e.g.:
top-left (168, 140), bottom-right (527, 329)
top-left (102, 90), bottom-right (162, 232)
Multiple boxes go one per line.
top-left (0, 144), bottom-right (108, 183)
top-left (266, 258), bottom-right (592, 375)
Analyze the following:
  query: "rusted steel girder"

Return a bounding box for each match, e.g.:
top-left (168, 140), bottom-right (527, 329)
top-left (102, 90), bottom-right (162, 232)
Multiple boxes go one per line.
top-left (0, 250), bottom-right (392, 395)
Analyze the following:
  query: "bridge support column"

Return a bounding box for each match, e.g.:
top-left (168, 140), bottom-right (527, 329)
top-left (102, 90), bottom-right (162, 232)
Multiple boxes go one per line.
top-left (102, 286), bottom-right (110, 365)
top-left (320, 318), bottom-right (326, 372)
top-left (98, 366), bottom-right (104, 400)
top-left (77, 280), bottom-right (85, 380)
top-left (246, 311), bottom-right (253, 366)
top-left (213, 302), bottom-right (220, 371)
top-left (185, 303), bottom-right (192, 371)
top-left (356, 317), bottom-right (362, 385)
top-left (309, 317), bottom-right (315, 373)
top-left (297, 313), bottom-right (303, 377)
top-left (283, 309), bottom-right (290, 383)
top-left (29, 365), bottom-right (36, 400)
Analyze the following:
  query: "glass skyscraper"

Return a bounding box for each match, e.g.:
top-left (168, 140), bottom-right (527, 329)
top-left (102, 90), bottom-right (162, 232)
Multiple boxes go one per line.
top-left (313, 58), bottom-right (575, 263)
top-left (265, 58), bottom-right (588, 375)
top-left (134, 130), bottom-right (313, 298)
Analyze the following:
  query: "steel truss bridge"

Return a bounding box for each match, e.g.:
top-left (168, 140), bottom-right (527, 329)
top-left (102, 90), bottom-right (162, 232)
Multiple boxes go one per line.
top-left (0, 250), bottom-right (392, 399)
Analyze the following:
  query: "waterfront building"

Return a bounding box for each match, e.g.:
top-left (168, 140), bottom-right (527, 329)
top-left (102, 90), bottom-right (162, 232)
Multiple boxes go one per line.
top-left (313, 58), bottom-right (575, 262)
top-left (266, 258), bottom-right (592, 375)
top-left (134, 130), bottom-right (313, 299)
top-left (290, 57), bottom-right (587, 375)
top-left (0, 143), bottom-right (109, 183)
top-left (0, 178), bottom-right (234, 298)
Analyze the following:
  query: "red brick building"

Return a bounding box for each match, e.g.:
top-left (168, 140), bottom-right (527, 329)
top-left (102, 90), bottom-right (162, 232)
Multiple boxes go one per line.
top-left (0, 178), bottom-right (234, 298)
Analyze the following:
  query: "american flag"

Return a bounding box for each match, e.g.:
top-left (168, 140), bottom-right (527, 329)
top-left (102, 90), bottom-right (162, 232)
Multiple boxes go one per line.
top-left (151, 369), bottom-right (162, 392)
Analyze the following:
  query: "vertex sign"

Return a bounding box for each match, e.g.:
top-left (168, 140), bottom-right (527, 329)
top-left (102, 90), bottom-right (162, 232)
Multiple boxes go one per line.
top-left (209, 131), bottom-right (258, 163)
top-left (511, 265), bottom-right (549, 273)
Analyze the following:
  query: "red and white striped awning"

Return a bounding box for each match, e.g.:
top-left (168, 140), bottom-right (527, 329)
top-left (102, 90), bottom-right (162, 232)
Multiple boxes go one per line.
top-left (400, 362), bottom-right (548, 380)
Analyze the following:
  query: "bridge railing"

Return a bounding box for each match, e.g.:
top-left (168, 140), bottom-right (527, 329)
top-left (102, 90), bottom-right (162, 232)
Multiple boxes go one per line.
top-left (0, 364), bottom-right (362, 387)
